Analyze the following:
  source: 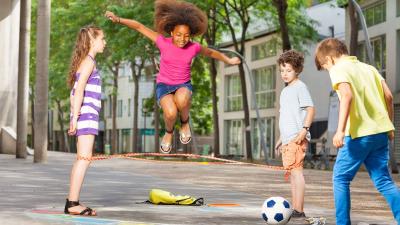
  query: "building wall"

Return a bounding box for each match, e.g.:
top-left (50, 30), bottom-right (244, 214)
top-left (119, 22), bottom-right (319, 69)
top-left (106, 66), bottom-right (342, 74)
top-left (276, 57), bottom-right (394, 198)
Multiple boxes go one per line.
top-left (103, 63), bottom-right (155, 153)
top-left (0, 0), bottom-right (20, 131)
top-left (218, 35), bottom-right (283, 159)
top-left (217, 1), bottom-right (345, 159)
top-left (345, 0), bottom-right (400, 94)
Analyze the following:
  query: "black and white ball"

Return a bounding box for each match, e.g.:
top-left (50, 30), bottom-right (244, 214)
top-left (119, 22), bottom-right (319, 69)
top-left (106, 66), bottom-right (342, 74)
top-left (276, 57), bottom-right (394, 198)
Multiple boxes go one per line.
top-left (261, 197), bottom-right (292, 225)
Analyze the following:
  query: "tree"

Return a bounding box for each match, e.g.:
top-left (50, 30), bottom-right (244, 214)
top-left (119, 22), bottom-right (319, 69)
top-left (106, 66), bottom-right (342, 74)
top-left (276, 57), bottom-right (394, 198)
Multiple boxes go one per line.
top-left (49, 0), bottom-right (105, 153)
top-left (17, 0), bottom-right (32, 158)
top-left (34, 0), bottom-right (51, 163)
top-left (272, 0), bottom-right (291, 51)
top-left (111, 2), bottom-right (157, 153)
top-left (320, 0), bottom-right (358, 55)
top-left (29, 0), bottom-right (38, 150)
top-left (347, 1), bottom-right (359, 56)
top-left (260, 0), bottom-right (318, 52)
top-left (52, 0), bottom-right (123, 154)
top-left (216, 0), bottom-right (259, 161)
top-left (197, 0), bottom-right (224, 156)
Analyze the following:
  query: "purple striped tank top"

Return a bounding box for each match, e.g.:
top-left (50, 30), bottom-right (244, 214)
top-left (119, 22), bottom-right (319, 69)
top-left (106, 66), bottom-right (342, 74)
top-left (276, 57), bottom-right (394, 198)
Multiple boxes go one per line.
top-left (70, 55), bottom-right (102, 136)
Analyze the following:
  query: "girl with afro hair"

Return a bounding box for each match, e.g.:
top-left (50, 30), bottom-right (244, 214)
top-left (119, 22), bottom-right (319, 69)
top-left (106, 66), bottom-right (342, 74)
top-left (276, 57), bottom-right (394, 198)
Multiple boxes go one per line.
top-left (106, 0), bottom-right (240, 153)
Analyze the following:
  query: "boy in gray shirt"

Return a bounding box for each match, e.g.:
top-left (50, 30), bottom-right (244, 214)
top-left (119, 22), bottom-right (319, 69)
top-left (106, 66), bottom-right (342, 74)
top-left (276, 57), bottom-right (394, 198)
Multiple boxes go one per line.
top-left (275, 50), bottom-right (315, 218)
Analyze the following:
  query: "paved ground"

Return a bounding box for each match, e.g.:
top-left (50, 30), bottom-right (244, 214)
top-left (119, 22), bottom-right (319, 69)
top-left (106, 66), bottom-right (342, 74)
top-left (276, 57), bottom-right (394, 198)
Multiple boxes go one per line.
top-left (0, 151), bottom-right (399, 225)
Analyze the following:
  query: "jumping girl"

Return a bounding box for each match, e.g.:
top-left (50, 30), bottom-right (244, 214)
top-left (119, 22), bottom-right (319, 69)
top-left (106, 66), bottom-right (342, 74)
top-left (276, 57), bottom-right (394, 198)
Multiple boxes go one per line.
top-left (105, 0), bottom-right (240, 153)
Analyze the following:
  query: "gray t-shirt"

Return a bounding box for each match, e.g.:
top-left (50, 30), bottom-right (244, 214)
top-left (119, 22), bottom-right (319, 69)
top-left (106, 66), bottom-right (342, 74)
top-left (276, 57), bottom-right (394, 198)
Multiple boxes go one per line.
top-left (279, 80), bottom-right (314, 145)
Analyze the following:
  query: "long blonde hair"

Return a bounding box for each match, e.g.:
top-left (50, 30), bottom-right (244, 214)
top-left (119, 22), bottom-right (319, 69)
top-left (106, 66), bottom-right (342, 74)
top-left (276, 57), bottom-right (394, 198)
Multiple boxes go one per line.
top-left (68, 25), bottom-right (102, 88)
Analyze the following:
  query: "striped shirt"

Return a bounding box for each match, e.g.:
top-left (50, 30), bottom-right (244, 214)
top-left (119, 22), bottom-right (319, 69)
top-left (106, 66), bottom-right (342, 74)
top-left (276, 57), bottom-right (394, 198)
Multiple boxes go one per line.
top-left (70, 56), bottom-right (101, 136)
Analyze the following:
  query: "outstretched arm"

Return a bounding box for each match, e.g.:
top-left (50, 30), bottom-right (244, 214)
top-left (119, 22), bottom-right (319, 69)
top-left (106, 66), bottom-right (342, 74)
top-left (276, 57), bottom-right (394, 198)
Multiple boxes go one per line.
top-left (105, 11), bottom-right (158, 42)
top-left (200, 46), bottom-right (241, 65)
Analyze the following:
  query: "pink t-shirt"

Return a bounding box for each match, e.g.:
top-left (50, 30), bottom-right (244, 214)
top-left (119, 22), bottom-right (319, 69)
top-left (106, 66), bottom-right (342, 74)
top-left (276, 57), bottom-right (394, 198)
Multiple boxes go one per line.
top-left (155, 35), bottom-right (202, 85)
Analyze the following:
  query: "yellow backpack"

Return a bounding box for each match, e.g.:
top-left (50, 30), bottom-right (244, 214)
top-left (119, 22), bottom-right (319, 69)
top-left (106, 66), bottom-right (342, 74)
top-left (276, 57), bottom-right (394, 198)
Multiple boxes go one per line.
top-left (148, 189), bottom-right (204, 206)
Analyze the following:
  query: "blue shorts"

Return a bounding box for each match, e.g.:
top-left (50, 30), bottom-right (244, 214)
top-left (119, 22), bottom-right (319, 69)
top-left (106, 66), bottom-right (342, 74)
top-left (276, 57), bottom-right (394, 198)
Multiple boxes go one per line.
top-left (156, 81), bottom-right (193, 106)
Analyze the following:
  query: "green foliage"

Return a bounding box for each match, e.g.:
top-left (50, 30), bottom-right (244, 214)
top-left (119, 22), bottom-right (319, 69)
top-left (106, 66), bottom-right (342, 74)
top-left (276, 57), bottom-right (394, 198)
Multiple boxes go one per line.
top-left (30, 0), bottom-right (323, 137)
top-left (257, 0), bottom-right (319, 53)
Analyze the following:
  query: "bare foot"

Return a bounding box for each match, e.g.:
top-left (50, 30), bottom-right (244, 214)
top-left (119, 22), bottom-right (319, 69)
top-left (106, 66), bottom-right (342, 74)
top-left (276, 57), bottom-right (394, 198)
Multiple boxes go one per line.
top-left (162, 132), bottom-right (173, 145)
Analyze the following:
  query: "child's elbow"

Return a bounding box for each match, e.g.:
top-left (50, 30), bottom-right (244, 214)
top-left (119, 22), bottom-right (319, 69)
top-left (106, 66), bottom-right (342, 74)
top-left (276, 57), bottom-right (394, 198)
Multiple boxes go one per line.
top-left (385, 92), bottom-right (393, 104)
top-left (308, 106), bottom-right (316, 115)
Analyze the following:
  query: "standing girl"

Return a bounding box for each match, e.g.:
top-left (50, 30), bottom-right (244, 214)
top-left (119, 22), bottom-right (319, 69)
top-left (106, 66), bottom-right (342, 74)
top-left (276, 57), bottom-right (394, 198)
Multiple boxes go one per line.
top-left (105, 0), bottom-right (240, 153)
top-left (65, 25), bottom-right (106, 216)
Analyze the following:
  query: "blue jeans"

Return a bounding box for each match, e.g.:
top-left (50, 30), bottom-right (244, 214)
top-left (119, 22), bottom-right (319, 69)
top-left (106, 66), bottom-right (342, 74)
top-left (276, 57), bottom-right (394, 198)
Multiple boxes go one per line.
top-left (333, 132), bottom-right (400, 225)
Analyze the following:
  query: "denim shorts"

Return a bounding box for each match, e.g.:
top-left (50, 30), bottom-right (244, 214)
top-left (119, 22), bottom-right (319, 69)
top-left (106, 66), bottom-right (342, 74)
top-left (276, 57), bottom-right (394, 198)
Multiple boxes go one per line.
top-left (156, 81), bottom-right (193, 106)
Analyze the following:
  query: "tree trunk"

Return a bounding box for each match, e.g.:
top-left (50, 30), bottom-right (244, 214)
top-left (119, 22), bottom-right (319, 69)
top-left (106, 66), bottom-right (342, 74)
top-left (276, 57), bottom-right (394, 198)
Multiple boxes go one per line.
top-left (238, 63), bottom-right (252, 161)
top-left (111, 63), bottom-right (119, 154)
top-left (273, 0), bottom-right (291, 51)
top-left (30, 91), bottom-right (34, 148)
top-left (219, 0), bottom-right (254, 160)
top-left (109, 62), bottom-right (120, 155)
top-left (348, 2), bottom-right (359, 56)
top-left (16, 0), bottom-right (31, 159)
top-left (34, 0), bottom-right (50, 163)
top-left (210, 59), bottom-right (220, 157)
top-left (56, 100), bottom-right (70, 152)
top-left (131, 64), bottom-right (139, 153)
top-left (154, 82), bottom-right (160, 153)
top-left (205, 3), bottom-right (220, 156)
top-left (150, 57), bottom-right (160, 152)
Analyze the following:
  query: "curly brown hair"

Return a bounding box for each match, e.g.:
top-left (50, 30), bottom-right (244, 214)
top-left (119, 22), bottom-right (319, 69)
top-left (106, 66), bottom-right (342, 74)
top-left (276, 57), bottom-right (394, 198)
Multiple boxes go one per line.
top-left (154, 0), bottom-right (207, 36)
top-left (277, 50), bottom-right (304, 74)
top-left (67, 25), bottom-right (102, 88)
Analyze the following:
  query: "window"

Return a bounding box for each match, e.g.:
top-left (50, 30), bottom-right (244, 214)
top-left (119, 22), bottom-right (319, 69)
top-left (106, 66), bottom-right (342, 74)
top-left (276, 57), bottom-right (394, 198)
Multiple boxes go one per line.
top-left (117, 100), bottom-right (123, 117)
top-left (252, 117), bottom-right (275, 159)
top-left (397, 0), bottom-right (400, 17)
top-left (225, 74), bottom-right (243, 112)
top-left (357, 35), bottom-right (386, 78)
top-left (251, 38), bottom-right (278, 61)
top-left (252, 66), bottom-right (276, 109)
top-left (362, 1), bottom-right (386, 28)
top-left (224, 120), bottom-right (243, 156)
top-left (128, 98), bottom-right (131, 117)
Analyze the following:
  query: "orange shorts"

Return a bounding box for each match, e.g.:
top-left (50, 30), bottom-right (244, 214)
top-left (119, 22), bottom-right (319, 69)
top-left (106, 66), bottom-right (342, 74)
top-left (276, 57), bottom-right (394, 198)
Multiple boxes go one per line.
top-left (281, 141), bottom-right (308, 171)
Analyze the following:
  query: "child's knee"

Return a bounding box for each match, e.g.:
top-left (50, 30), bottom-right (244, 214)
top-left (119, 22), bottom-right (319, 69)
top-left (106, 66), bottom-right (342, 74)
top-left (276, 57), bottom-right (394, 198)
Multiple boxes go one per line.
top-left (76, 155), bottom-right (92, 164)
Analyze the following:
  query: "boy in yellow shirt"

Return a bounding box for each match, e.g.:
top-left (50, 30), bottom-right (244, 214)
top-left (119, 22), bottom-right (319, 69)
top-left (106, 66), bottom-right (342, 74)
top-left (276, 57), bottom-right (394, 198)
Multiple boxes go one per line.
top-left (315, 38), bottom-right (400, 225)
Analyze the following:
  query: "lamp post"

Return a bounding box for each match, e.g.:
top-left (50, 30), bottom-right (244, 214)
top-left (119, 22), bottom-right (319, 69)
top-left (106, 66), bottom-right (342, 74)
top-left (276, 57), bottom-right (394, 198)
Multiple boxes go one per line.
top-left (349, 0), bottom-right (374, 66)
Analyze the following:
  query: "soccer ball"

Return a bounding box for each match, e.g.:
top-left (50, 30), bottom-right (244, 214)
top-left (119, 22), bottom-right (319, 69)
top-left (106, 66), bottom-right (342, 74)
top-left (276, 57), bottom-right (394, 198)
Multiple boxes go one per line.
top-left (261, 197), bottom-right (293, 225)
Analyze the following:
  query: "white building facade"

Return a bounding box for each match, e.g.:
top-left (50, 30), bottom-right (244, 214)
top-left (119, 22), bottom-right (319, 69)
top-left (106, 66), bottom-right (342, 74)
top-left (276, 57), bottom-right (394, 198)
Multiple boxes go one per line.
top-left (217, 1), bottom-right (345, 159)
top-left (103, 62), bottom-right (156, 153)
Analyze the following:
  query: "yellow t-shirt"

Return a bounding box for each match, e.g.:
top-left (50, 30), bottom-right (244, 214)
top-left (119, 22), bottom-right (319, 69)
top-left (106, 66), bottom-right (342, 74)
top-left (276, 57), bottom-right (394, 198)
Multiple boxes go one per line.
top-left (329, 56), bottom-right (394, 138)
